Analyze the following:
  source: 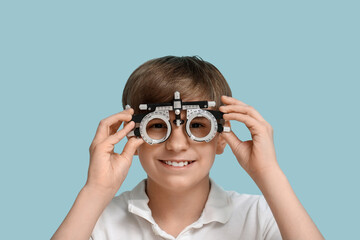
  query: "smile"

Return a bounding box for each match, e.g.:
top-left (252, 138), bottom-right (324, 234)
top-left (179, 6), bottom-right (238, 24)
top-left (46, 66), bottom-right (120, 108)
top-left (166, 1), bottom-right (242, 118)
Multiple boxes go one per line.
top-left (159, 160), bottom-right (195, 167)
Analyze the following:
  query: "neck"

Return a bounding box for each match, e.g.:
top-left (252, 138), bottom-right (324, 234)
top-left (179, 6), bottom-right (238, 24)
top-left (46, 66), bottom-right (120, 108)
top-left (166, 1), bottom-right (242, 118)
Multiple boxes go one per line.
top-left (146, 176), bottom-right (211, 236)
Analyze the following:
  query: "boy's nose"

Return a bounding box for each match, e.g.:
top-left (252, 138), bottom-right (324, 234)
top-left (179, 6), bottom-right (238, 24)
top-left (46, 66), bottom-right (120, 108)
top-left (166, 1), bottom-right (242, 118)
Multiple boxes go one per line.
top-left (165, 124), bottom-right (190, 152)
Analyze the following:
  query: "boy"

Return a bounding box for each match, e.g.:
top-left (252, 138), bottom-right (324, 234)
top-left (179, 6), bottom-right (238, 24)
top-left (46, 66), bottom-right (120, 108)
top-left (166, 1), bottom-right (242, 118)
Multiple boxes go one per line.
top-left (52, 56), bottom-right (324, 239)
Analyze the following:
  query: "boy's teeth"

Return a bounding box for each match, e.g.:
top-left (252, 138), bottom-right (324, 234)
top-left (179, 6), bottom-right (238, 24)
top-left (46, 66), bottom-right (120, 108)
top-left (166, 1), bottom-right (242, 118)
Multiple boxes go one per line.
top-left (165, 161), bottom-right (190, 167)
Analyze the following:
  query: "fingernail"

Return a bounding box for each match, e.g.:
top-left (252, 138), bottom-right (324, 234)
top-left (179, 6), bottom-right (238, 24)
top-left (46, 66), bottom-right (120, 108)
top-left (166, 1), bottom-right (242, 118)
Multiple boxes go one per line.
top-left (125, 105), bottom-right (131, 110)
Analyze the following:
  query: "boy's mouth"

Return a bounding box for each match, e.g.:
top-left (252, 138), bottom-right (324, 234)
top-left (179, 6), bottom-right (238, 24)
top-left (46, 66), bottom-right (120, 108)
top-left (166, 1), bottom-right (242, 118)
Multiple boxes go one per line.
top-left (159, 160), bottom-right (195, 167)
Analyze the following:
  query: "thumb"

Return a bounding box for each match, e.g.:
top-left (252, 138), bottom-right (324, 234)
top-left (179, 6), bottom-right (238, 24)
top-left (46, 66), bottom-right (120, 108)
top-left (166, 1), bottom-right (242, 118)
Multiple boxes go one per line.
top-left (118, 137), bottom-right (144, 165)
top-left (222, 131), bottom-right (252, 169)
top-left (221, 131), bottom-right (243, 152)
top-left (221, 131), bottom-right (248, 164)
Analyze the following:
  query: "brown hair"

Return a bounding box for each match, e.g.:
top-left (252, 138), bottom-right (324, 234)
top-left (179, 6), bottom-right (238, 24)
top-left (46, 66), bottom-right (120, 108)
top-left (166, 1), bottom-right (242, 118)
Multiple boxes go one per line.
top-left (122, 56), bottom-right (232, 113)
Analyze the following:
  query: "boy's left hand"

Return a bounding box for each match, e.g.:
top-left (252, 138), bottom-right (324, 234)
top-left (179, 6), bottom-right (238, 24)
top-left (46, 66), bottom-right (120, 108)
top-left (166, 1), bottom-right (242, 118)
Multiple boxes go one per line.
top-left (219, 96), bottom-right (280, 180)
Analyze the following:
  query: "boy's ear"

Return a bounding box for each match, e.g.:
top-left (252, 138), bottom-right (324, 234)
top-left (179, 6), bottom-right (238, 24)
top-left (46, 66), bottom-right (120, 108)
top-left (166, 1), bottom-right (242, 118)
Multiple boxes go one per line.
top-left (216, 134), bottom-right (227, 155)
top-left (216, 121), bottom-right (231, 155)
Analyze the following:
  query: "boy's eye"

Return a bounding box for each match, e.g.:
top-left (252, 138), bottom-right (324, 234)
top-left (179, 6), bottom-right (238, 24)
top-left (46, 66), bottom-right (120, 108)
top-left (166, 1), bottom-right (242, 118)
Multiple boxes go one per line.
top-left (189, 117), bottom-right (209, 128)
top-left (150, 123), bottom-right (166, 128)
top-left (190, 122), bottom-right (204, 128)
top-left (147, 119), bottom-right (168, 129)
top-left (188, 117), bottom-right (211, 138)
top-left (146, 119), bottom-right (168, 140)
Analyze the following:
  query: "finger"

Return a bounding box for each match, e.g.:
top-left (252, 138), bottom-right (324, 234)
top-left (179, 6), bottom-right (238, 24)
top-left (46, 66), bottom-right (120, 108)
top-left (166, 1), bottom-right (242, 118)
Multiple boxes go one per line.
top-left (92, 108), bottom-right (134, 144)
top-left (223, 113), bottom-right (264, 135)
top-left (93, 121), bottom-right (136, 154)
top-left (221, 130), bottom-right (243, 146)
top-left (105, 121), bottom-right (136, 146)
top-left (221, 95), bottom-right (248, 106)
top-left (220, 104), bottom-right (266, 122)
top-left (117, 137), bottom-right (145, 164)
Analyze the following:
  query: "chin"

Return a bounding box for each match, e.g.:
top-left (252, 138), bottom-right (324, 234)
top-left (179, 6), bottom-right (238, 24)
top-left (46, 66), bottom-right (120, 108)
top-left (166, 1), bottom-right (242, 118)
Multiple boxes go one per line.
top-left (149, 174), bottom-right (210, 193)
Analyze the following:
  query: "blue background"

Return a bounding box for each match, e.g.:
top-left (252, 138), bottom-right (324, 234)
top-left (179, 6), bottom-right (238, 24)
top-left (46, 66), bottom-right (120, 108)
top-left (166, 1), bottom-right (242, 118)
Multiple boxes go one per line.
top-left (1, 1), bottom-right (359, 239)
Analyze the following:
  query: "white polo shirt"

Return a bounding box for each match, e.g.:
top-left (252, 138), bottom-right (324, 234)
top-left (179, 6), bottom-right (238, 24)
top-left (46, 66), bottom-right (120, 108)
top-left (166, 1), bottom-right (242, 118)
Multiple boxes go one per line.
top-left (91, 179), bottom-right (281, 240)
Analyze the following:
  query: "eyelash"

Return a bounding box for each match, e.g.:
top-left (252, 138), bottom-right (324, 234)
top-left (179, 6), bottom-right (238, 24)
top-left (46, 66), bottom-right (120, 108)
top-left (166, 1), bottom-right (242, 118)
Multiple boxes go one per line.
top-left (149, 123), bottom-right (166, 129)
top-left (190, 123), bottom-right (204, 128)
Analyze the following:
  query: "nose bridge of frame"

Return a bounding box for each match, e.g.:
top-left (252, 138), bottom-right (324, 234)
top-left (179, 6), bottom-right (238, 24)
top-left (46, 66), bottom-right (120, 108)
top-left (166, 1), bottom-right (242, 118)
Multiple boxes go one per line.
top-left (166, 119), bottom-right (190, 143)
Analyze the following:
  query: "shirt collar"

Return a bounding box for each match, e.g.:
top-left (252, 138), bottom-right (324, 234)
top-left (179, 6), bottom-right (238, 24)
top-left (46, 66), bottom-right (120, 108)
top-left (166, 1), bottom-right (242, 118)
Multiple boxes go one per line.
top-left (128, 179), bottom-right (155, 225)
top-left (128, 178), bottom-right (233, 225)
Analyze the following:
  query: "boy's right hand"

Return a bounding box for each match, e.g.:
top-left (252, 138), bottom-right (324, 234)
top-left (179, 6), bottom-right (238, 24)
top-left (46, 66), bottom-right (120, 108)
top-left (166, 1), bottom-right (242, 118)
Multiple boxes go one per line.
top-left (85, 108), bottom-right (144, 197)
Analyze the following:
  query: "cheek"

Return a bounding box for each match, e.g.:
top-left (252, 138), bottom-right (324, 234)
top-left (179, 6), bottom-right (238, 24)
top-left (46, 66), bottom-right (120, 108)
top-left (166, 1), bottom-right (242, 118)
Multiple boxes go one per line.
top-left (137, 147), bottom-right (152, 173)
top-left (137, 145), bottom-right (146, 156)
top-left (138, 143), bottom-right (153, 156)
top-left (137, 145), bottom-right (150, 164)
top-left (195, 142), bottom-right (217, 161)
top-left (206, 140), bottom-right (220, 162)
top-left (138, 144), bottom-right (159, 165)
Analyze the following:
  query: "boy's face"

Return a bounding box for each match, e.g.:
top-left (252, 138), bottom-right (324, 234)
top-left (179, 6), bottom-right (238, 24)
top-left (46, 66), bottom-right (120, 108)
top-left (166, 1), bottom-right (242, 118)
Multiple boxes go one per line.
top-left (137, 103), bottom-right (226, 192)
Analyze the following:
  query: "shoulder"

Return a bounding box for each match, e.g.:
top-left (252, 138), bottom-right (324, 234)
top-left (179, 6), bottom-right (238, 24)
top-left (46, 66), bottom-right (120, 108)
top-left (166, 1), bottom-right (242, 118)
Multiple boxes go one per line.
top-left (99, 179), bottom-right (148, 219)
top-left (226, 190), bottom-right (274, 222)
top-left (91, 187), bottom-right (143, 239)
top-left (225, 190), bottom-right (281, 238)
top-left (91, 180), bottom-right (150, 238)
top-left (208, 181), bottom-right (281, 238)
top-left (106, 190), bottom-right (131, 212)
top-left (95, 190), bottom-right (132, 224)
top-left (227, 190), bottom-right (270, 211)
top-left (209, 180), bottom-right (273, 223)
